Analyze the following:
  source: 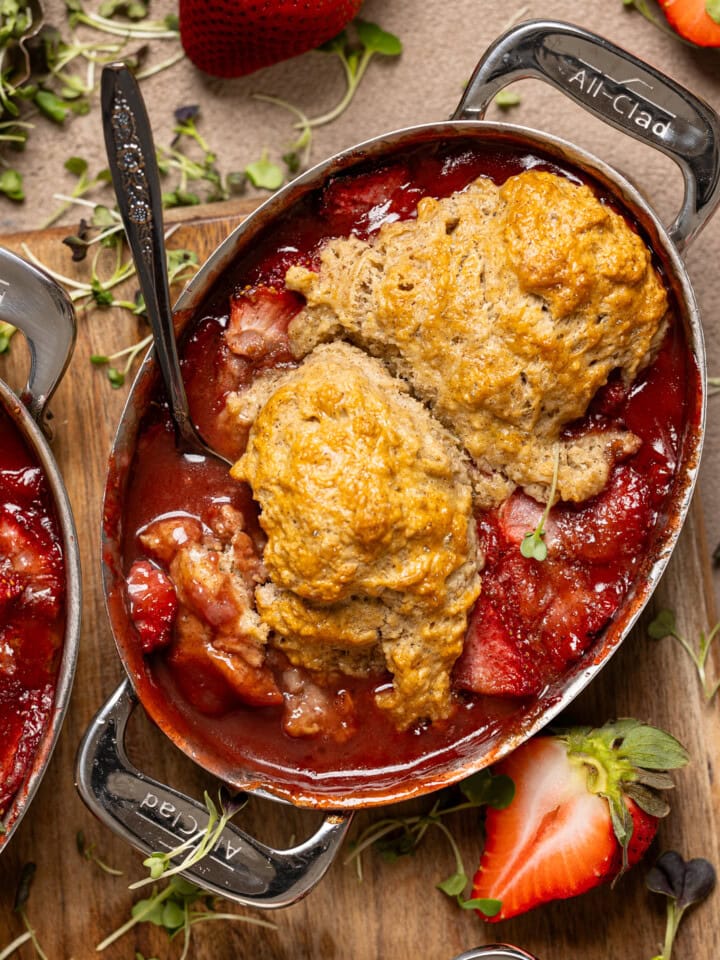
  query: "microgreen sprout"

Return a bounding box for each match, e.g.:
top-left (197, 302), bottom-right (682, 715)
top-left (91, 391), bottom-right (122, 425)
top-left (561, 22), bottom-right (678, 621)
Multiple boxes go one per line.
top-left (130, 790), bottom-right (248, 890)
top-left (308, 20), bottom-right (402, 129)
top-left (158, 105), bottom-right (243, 206)
top-left (42, 156), bottom-right (112, 228)
top-left (253, 94), bottom-right (312, 175)
top-left (1, 1), bottom-right (183, 205)
top-left (345, 769), bottom-right (513, 916)
top-left (10, 863), bottom-right (48, 960)
top-left (647, 851), bottom-right (716, 960)
top-left (96, 874), bottom-right (277, 958)
top-left (520, 444), bottom-right (560, 561)
top-left (648, 609), bottom-right (720, 703)
top-left (76, 829), bottom-right (124, 875)
top-left (255, 19), bottom-right (401, 176)
top-left (91, 332), bottom-right (152, 387)
top-left (21, 199), bottom-right (198, 387)
top-left (65, 0), bottom-right (179, 40)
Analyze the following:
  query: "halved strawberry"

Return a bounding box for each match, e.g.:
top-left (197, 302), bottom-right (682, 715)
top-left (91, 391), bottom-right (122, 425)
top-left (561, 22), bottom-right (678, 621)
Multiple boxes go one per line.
top-left (659, 0), bottom-right (720, 46)
top-left (179, 0), bottom-right (363, 79)
top-left (472, 720), bottom-right (688, 921)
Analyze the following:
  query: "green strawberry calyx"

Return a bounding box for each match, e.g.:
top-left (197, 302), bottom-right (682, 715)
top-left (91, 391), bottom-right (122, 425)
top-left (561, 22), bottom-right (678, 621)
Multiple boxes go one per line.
top-left (557, 719), bottom-right (689, 873)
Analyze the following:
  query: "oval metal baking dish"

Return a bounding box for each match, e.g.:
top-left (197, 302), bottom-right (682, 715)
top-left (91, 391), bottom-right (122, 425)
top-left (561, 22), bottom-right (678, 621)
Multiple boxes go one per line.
top-left (77, 20), bottom-right (717, 906)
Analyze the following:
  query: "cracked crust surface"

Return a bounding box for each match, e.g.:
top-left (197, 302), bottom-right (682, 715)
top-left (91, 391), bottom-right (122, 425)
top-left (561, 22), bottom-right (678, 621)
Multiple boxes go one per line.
top-left (285, 170), bottom-right (668, 507)
top-left (228, 342), bottom-right (481, 728)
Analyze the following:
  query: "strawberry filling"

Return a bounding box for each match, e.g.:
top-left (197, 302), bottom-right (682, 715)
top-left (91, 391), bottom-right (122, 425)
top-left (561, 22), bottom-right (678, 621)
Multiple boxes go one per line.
top-left (119, 141), bottom-right (696, 787)
top-left (0, 409), bottom-right (65, 819)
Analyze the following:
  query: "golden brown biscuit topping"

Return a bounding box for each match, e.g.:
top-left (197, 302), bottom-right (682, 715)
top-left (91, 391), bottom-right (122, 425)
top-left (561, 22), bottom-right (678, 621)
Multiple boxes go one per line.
top-left (228, 342), bottom-right (481, 728)
top-left (286, 170), bottom-right (668, 507)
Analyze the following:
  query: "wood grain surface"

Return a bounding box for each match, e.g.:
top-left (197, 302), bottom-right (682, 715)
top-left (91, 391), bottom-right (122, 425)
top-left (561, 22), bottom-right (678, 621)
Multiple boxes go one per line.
top-left (0, 202), bottom-right (719, 960)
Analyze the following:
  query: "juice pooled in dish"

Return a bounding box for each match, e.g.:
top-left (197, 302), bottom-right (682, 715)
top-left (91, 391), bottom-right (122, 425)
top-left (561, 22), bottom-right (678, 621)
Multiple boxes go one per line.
top-left (120, 140), bottom-right (695, 788)
top-left (0, 409), bottom-right (66, 819)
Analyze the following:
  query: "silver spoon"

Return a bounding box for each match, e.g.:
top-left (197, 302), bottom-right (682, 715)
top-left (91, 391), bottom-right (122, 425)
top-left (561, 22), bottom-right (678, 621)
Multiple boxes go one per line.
top-left (101, 63), bottom-right (231, 466)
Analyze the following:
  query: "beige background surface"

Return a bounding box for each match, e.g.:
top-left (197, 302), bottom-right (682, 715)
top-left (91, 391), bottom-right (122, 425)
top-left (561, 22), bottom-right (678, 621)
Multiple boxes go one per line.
top-left (2, 0), bottom-right (720, 583)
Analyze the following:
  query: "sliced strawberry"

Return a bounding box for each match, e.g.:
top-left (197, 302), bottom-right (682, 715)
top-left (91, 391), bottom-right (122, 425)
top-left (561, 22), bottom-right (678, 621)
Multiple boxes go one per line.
top-left (225, 286), bottom-right (301, 362)
top-left (0, 509), bottom-right (63, 620)
top-left (472, 720), bottom-right (688, 921)
top-left (498, 491), bottom-right (560, 553)
top-left (453, 599), bottom-right (542, 698)
top-left (0, 466), bottom-right (44, 505)
top-left (0, 685), bottom-right (53, 812)
top-left (538, 564), bottom-right (618, 667)
top-left (659, 0), bottom-right (720, 46)
top-left (178, 0), bottom-right (363, 79)
top-left (320, 165), bottom-right (412, 235)
top-left (126, 559), bottom-right (178, 654)
top-left (557, 466), bottom-right (651, 564)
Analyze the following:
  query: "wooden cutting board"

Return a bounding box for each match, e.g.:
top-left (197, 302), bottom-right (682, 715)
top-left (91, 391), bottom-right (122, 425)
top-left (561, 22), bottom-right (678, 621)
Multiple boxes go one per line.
top-left (1, 203), bottom-right (719, 960)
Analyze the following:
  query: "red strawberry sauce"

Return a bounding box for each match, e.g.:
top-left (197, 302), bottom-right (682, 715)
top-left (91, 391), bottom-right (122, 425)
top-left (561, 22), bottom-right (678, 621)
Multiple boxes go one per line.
top-left (120, 139), bottom-right (698, 794)
top-left (0, 408), bottom-right (65, 815)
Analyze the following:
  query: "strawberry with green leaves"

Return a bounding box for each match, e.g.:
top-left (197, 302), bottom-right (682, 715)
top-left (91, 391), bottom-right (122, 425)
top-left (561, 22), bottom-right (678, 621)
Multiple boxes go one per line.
top-left (659, 0), bottom-right (720, 46)
top-left (472, 720), bottom-right (689, 922)
top-left (179, 0), bottom-right (364, 78)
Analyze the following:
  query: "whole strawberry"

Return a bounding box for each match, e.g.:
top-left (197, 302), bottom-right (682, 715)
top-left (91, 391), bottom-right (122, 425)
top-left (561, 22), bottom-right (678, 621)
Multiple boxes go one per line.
top-left (179, 0), bottom-right (364, 79)
top-left (472, 719), bottom-right (688, 921)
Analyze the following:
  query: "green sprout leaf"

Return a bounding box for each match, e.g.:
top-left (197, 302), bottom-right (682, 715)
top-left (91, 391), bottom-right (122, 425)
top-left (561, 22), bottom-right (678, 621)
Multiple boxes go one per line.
top-left (520, 532), bottom-right (547, 561)
top-left (648, 608), bottom-right (677, 640)
top-left (436, 870), bottom-right (468, 897)
top-left (458, 896), bottom-right (502, 916)
top-left (244, 150), bottom-right (284, 191)
top-left (64, 156), bottom-right (88, 177)
top-left (107, 367), bottom-right (125, 388)
top-left (34, 89), bottom-right (72, 123)
top-left (0, 321), bottom-right (17, 353)
top-left (345, 769), bottom-right (513, 915)
top-left (0, 169), bottom-right (23, 201)
top-left (495, 90), bottom-right (522, 109)
top-left (98, 0), bottom-right (149, 19)
top-left (460, 770), bottom-right (515, 810)
top-left (354, 19), bottom-right (403, 55)
top-left (520, 444), bottom-right (560, 562)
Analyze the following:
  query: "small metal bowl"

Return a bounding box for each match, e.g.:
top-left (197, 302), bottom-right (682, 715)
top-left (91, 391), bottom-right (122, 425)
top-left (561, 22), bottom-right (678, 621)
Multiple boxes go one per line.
top-left (0, 247), bottom-right (81, 851)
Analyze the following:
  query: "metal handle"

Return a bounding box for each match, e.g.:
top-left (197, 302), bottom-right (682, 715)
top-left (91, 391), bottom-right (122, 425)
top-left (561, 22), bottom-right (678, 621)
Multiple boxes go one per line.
top-left (75, 679), bottom-right (352, 908)
top-left (0, 246), bottom-right (76, 426)
top-left (453, 19), bottom-right (720, 251)
top-left (452, 948), bottom-right (538, 960)
top-left (100, 63), bottom-right (208, 456)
